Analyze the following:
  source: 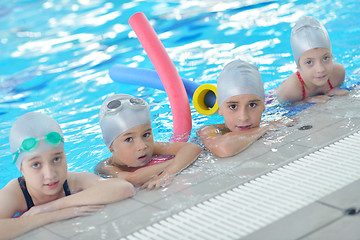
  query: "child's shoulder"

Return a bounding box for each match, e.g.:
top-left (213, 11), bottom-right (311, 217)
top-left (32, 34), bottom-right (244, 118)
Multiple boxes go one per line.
top-left (331, 62), bottom-right (346, 86)
top-left (276, 73), bottom-right (304, 103)
top-left (153, 141), bottom-right (180, 153)
top-left (1, 178), bottom-right (21, 193)
top-left (94, 158), bottom-right (111, 170)
top-left (0, 178), bottom-right (26, 216)
top-left (93, 158), bottom-right (126, 178)
top-left (196, 124), bottom-right (228, 138)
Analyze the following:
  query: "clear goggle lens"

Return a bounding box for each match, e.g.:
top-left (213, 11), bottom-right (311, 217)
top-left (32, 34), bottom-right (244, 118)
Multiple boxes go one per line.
top-left (106, 97), bottom-right (147, 112)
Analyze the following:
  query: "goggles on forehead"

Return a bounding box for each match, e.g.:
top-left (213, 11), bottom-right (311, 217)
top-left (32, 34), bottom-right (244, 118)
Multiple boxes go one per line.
top-left (106, 97), bottom-right (147, 113)
top-left (12, 132), bottom-right (64, 164)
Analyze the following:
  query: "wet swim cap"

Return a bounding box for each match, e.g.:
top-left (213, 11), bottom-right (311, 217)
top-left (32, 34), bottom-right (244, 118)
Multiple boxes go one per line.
top-left (99, 94), bottom-right (151, 148)
top-left (291, 16), bottom-right (331, 64)
top-left (10, 112), bottom-right (64, 171)
top-left (217, 59), bottom-right (265, 108)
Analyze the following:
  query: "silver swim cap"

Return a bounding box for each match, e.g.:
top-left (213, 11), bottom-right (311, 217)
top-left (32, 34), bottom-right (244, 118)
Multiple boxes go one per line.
top-left (291, 16), bottom-right (331, 64)
top-left (10, 112), bottom-right (64, 171)
top-left (99, 94), bottom-right (151, 148)
top-left (217, 59), bottom-right (265, 108)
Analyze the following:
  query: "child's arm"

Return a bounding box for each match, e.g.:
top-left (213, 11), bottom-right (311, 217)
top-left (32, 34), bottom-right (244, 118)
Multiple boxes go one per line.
top-left (200, 126), bottom-right (269, 158)
top-left (0, 179), bottom-right (105, 239)
top-left (0, 206), bottom-right (103, 240)
top-left (327, 62), bottom-right (348, 96)
top-left (49, 172), bottom-right (134, 209)
top-left (141, 142), bottom-right (202, 190)
top-left (95, 158), bottom-right (174, 186)
top-left (196, 124), bottom-right (229, 138)
top-left (20, 172), bottom-right (134, 216)
top-left (327, 88), bottom-right (349, 96)
top-left (127, 160), bottom-right (173, 186)
top-left (305, 95), bottom-right (332, 103)
top-left (95, 158), bottom-right (129, 178)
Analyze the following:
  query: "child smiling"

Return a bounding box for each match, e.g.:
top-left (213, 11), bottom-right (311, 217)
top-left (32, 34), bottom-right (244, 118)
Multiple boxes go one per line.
top-left (276, 16), bottom-right (348, 104)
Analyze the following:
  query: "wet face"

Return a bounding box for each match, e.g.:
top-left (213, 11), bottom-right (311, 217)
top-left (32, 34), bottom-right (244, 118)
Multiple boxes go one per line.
top-left (110, 124), bottom-right (155, 168)
top-left (219, 94), bottom-right (265, 132)
top-left (298, 48), bottom-right (334, 86)
top-left (20, 147), bottom-right (67, 197)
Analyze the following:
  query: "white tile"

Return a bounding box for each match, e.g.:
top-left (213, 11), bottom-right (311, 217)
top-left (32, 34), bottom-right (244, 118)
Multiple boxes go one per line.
top-left (242, 202), bottom-right (343, 240)
top-left (68, 205), bottom-right (164, 240)
top-left (302, 216), bottom-right (360, 240)
top-left (293, 118), bottom-right (360, 148)
top-left (319, 91), bottom-right (360, 118)
top-left (177, 173), bottom-right (246, 197)
top-left (131, 164), bottom-right (217, 204)
top-left (229, 143), bottom-right (311, 180)
top-left (111, 205), bottom-right (167, 237)
top-left (150, 191), bottom-right (213, 216)
top-left (319, 179), bottom-right (360, 209)
top-left (150, 174), bottom-right (248, 219)
top-left (45, 198), bottom-right (144, 238)
top-left (15, 227), bottom-right (64, 240)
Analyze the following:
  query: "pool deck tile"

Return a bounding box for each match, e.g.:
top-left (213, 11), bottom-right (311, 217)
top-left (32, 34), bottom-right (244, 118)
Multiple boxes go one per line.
top-left (242, 202), bottom-right (343, 240)
top-left (44, 199), bottom-right (146, 238)
top-left (301, 216), bottom-right (360, 240)
top-left (15, 89), bottom-right (360, 239)
top-left (318, 179), bottom-right (360, 210)
top-left (242, 177), bottom-right (360, 240)
top-left (17, 227), bottom-right (65, 240)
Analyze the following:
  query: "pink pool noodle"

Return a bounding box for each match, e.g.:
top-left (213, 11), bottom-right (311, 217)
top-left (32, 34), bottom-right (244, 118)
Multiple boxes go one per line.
top-left (129, 12), bottom-right (191, 142)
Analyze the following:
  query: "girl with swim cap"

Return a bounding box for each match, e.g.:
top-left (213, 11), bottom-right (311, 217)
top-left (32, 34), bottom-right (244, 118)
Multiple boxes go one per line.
top-left (197, 59), bottom-right (270, 158)
top-left (276, 16), bottom-right (348, 104)
top-left (95, 94), bottom-right (202, 190)
top-left (0, 112), bottom-right (135, 239)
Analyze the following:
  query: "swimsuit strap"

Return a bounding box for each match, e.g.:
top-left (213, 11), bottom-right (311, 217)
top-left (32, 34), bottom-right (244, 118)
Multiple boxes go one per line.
top-left (18, 177), bottom-right (71, 210)
top-left (18, 177), bottom-right (34, 210)
top-left (296, 71), bottom-right (306, 100)
top-left (328, 79), bottom-right (333, 89)
top-left (63, 180), bottom-right (71, 196)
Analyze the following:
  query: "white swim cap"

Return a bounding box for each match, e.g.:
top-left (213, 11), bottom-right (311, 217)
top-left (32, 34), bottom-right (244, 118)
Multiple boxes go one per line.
top-left (291, 16), bottom-right (331, 64)
top-left (99, 94), bottom-right (151, 148)
top-left (217, 59), bottom-right (265, 108)
top-left (10, 112), bottom-right (64, 171)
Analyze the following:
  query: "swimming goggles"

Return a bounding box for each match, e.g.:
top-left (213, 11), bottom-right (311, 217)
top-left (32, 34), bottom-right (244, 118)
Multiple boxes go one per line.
top-left (12, 132), bottom-right (64, 164)
top-left (106, 97), bottom-right (147, 113)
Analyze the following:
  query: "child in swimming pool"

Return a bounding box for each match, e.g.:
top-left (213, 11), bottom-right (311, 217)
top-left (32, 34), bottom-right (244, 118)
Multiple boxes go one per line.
top-left (0, 112), bottom-right (135, 239)
top-left (94, 94), bottom-right (202, 191)
top-left (197, 59), bottom-right (269, 158)
top-left (276, 16), bottom-right (348, 104)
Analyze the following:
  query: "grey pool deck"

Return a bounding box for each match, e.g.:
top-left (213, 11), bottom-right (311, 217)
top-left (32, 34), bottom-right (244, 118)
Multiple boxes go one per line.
top-left (16, 88), bottom-right (360, 240)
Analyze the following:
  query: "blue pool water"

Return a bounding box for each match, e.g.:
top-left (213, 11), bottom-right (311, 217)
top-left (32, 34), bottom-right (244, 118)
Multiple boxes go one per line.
top-left (0, 0), bottom-right (359, 188)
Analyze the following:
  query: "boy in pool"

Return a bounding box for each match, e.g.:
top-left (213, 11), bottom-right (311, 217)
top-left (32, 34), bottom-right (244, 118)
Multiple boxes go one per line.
top-left (0, 112), bottom-right (135, 239)
top-left (276, 16), bottom-right (348, 104)
top-left (197, 59), bottom-right (269, 158)
top-left (94, 94), bottom-right (202, 190)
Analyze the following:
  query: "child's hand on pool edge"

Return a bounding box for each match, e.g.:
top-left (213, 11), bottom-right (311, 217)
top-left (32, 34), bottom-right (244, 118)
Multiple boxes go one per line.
top-left (140, 171), bottom-right (175, 191)
top-left (21, 204), bottom-right (104, 218)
